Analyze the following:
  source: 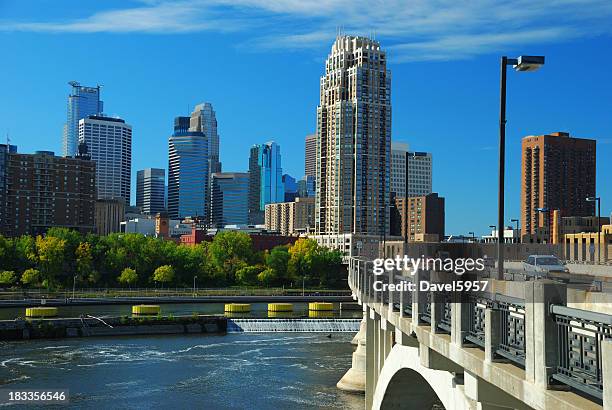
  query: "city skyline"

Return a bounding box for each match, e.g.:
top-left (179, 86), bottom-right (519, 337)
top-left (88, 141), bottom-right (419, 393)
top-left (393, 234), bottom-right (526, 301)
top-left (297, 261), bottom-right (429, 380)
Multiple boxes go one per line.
top-left (2, 2), bottom-right (612, 235)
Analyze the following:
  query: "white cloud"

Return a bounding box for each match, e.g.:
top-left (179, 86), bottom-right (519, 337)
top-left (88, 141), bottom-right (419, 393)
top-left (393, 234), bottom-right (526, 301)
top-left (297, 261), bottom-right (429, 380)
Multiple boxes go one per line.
top-left (2, 0), bottom-right (612, 61)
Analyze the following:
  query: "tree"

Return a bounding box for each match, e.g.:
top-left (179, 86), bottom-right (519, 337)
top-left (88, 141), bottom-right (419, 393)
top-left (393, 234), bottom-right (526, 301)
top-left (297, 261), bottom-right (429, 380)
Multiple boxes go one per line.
top-left (288, 238), bottom-right (319, 283)
top-left (257, 268), bottom-right (277, 286)
top-left (152, 265), bottom-right (174, 288)
top-left (236, 265), bottom-right (262, 286)
top-left (0, 270), bottom-right (16, 286)
top-left (20, 268), bottom-right (40, 287)
top-left (75, 242), bottom-right (93, 278)
top-left (265, 246), bottom-right (290, 286)
top-left (210, 231), bottom-right (253, 284)
top-left (14, 235), bottom-right (37, 272)
top-left (118, 267), bottom-right (138, 288)
top-left (0, 236), bottom-right (13, 270)
top-left (36, 235), bottom-right (66, 288)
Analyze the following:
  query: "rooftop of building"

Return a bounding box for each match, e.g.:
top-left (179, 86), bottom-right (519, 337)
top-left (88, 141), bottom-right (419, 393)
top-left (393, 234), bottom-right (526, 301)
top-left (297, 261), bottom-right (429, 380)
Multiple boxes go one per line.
top-left (83, 115), bottom-right (127, 124)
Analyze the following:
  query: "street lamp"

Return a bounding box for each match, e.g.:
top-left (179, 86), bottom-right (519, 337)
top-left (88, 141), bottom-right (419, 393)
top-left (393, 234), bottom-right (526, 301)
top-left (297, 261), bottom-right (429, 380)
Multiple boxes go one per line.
top-left (536, 208), bottom-right (550, 244)
top-left (72, 275), bottom-right (77, 300)
top-left (193, 275), bottom-right (197, 296)
top-left (586, 196), bottom-right (601, 263)
top-left (497, 55), bottom-right (545, 280)
top-left (511, 219), bottom-right (520, 243)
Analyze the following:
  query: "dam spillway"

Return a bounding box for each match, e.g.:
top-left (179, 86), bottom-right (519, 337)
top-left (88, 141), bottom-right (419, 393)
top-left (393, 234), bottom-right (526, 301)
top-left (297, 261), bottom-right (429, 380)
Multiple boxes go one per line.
top-left (227, 318), bottom-right (361, 333)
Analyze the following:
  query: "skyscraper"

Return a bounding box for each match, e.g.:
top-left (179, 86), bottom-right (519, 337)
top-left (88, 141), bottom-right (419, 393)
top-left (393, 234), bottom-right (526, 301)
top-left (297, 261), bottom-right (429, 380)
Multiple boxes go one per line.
top-left (79, 115), bottom-right (132, 203)
top-left (168, 116), bottom-right (208, 219)
top-left (521, 132), bottom-right (596, 242)
top-left (305, 133), bottom-right (316, 179)
top-left (210, 172), bottom-right (249, 228)
top-left (248, 142), bottom-right (283, 224)
top-left (136, 168), bottom-right (166, 215)
top-left (190, 103), bottom-right (221, 173)
top-left (390, 142), bottom-right (433, 198)
top-left (315, 36), bottom-right (391, 235)
top-left (63, 81), bottom-right (103, 157)
top-left (283, 174), bottom-right (298, 202)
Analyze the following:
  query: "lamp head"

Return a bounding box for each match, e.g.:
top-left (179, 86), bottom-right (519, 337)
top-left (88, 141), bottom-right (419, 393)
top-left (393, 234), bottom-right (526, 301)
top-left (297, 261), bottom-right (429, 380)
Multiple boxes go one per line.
top-left (513, 55), bottom-right (545, 72)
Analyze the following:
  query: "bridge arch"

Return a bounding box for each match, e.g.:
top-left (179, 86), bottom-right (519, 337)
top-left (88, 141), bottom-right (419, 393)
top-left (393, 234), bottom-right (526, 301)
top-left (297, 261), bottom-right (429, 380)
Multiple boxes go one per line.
top-left (372, 344), bottom-right (470, 410)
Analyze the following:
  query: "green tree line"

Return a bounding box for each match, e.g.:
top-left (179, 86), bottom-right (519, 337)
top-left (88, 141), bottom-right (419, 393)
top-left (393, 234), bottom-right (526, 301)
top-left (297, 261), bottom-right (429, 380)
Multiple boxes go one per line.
top-left (0, 228), bottom-right (345, 289)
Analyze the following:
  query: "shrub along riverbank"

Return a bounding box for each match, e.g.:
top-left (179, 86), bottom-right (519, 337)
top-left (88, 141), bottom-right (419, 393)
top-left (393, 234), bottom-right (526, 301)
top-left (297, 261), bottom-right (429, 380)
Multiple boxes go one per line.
top-left (0, 229), bottom-right (345, 290)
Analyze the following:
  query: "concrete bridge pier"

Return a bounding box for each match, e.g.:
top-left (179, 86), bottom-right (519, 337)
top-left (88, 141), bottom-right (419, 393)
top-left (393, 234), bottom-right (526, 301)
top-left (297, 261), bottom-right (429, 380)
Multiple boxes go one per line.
top-left (338, 308), bottom-right (367, 393)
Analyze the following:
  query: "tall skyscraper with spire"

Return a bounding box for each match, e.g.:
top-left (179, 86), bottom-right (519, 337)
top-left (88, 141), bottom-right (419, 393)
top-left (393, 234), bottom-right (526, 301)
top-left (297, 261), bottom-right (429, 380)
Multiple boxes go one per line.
top-left (168, 116), bottom-right (208, 219)
top-left (190, 103), bottom-right (221, 174)
top-left (315, 35), bottom-right (391, 235)
top-left (63, 81), bottom-right (103, 157)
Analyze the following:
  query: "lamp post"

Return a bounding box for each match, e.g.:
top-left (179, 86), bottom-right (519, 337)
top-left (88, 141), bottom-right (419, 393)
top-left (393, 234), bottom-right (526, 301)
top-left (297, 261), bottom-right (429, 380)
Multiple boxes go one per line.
top-left (586, 196), bottom-right (601, 263)
top-left (193, 275), bottom-right (197, 296)
top-left (497, 55), bottom-right (545, 279)
top-left (511, 219), bottom-right (520, 243)
top-left (72, 275), bottom-right (77, 300)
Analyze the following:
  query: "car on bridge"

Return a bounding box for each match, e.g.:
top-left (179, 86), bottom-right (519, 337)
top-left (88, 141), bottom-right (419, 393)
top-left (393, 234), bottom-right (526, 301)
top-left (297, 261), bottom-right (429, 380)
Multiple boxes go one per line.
top-left (523, 255), bottom-right (569, 278)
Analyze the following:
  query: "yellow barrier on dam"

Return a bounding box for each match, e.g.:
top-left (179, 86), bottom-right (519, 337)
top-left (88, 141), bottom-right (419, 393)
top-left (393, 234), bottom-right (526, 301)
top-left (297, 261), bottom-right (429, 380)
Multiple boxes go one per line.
top-left (267, 303), bottom-right (293, 312)
top-left (308, 302), bottom-right (334, 311)
top-left (132, 305), bottom-right (161, 315)
top-left (25, 307), bottom-right (58, 318)
top-left (224, 303), bottom-right (251, 313)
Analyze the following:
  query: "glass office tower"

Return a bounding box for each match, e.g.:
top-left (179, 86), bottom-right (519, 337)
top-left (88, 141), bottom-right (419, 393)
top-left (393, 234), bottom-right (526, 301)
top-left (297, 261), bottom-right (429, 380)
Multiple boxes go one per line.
top-left (247, 141), bottom-right (283, 224)
top-left (63, 81), bottom-right (103, 157)
top-left (168, 117), bottom-right (208, 219)
top-left (210, 172), bottom-right (249, 228)
top-left (136, 168), bottom-right (166, 215)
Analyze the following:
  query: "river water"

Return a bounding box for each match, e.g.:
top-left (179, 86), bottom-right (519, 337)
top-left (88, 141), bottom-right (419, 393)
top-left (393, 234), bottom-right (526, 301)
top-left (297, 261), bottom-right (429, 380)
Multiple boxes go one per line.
top-left (0, 332), bottom-right (364, 409)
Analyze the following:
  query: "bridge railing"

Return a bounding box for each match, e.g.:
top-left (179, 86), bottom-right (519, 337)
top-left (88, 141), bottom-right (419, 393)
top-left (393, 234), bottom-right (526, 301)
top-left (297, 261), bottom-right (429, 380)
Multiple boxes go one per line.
top-left (550, 304), bottom-right (612, 400)
top-left (347, 256), bottom-right (612, 405)
top-left (495, 294), bottom-right (526, 366)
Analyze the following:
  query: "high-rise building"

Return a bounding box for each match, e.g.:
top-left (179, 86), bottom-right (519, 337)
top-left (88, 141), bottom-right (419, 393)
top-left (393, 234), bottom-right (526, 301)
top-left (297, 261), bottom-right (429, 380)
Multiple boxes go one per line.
top-left (189, 103), bottom-right (220, 174)
top-left (297, 175), bottom-right (315, 198)
top-left (390, 142), bottom-right (433, 198)
top-left (315, 36), bottom-right (391, 235)
top-left (136, 168), bottom-right (166, 215)
top-left (210, 172), bottom-right (249, 228)
top-left (248, 142), bottom-right (283, 224)
top-left (407, 152), bottom-right (433, 197)
top-left (521, 132), bottom-right (596, 242)
top-left (0, 143), bottom-right (17, 234)
top-left (390, 142), bottom-right (408, 197)
top-left (168, 116), bottom-right (208, 219)
top-left (391, 193), bottom-right (445, 242)
top-left (305, 133), bottom-right (316, 179)
top-left (265, 197), bottom-right (315, 235)
top-left (79, 115), bottom-right (132, 204)
top-left (283, 174), bottom-right (298, 202)
top-left (95, 199), bottom-right (126, 236)
top-left (2, 150), bottom-right (96, 237)
top-left (63, 81), bottom-right (103, 157)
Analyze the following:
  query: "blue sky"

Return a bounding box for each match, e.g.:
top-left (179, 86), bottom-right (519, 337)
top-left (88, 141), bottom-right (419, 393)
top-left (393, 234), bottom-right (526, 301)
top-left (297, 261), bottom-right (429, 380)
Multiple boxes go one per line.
top-left (1, 0), bottom-right (611, 235)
